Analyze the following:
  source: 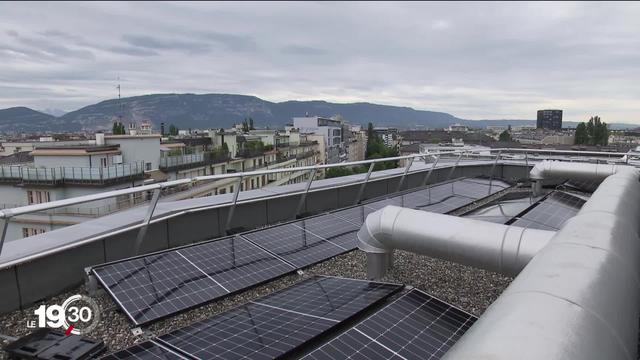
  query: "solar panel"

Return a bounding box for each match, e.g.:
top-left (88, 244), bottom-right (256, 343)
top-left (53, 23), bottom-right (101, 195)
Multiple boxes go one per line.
top-left (329, 206), bottom-right (366, 226)
top-left (241, 220), bottom-right (350, 268)
top-left (511, 191), bottom-right (586, 230)
top-left (363, 178), bottom-right (511, 217)
top-left (296, 214), bottom-right (361, 250)
top-left (92, 236), bottom-right (295, 325)
top-left (101, 340), bottom-right (187, 360)
top-left (303, 289), bottom-right (477, 360)
top-left (155, 276), bottom-right (402, 360)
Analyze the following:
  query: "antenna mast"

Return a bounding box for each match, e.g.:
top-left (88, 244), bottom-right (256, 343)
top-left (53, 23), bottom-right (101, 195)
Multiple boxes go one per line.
top-left (117, 77), bottom-right (123, 124)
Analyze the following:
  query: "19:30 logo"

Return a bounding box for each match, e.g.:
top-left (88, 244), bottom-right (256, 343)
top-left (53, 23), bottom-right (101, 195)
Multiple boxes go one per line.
top-left (29, 295), bottom-right (101, 335)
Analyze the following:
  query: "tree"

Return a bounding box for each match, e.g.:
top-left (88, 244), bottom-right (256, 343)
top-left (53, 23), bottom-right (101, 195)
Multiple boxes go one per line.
top-left (112, 122), bottom-right (125, 134)
top-left (241, 119), bottom-right (250, 133)
top-left (574, 123), bottom-right (587, 145)
top-left (499, 130), bottom-right (512, 142)
top-left (574, 116), bottom-right (608, 146)
top-left (364, 122), bottom-right (399, 170)
top-left (249, 117), bottom-right (255, 130)
top-left (169, 124), bottom-right (178, 136)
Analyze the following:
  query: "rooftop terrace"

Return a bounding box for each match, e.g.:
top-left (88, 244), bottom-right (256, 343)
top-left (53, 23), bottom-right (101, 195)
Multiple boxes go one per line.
top-left (0, 148), bottom-right (637, 360)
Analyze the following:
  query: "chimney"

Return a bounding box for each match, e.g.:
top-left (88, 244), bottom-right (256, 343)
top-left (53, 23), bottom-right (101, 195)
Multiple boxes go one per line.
top-left (96, 132), bottom-right (105, 146)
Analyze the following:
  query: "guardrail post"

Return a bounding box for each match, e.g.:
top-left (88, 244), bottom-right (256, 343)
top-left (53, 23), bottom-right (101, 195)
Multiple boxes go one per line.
top-left (489, 150), bottom-right (502, 193)
top-left (446, 152), bottom-right (463, 180)
top-left (295, 168), bottom-right (317, 218)
top-left (224, 176), bottom-right (244, 234)
top-left (0, 211), bottom-right (13, 257)
top-left (421, 154), bottom-right (440, 186)
top-left (132, 188), bottom-right (161, 256)
top-left (396, 157), bottom-right (414, 192)
top-left (354, 162), bottom-right (376, 205)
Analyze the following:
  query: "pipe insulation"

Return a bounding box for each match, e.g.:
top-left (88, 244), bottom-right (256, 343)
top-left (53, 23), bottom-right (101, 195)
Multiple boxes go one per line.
top-left (443, 168), bottom-right (640, 359)
top-left (357, 207), bottom-right (555, 278)
top-left (529, 160), bottom-right (637, 195)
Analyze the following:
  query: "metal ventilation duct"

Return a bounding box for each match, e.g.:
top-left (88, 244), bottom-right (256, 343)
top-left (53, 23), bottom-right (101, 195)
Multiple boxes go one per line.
top-left (357, 161), bottom-right (640, 360)
top-left (529, 160), bottom-right (635, 195)
top-left (358, 207), bottom-right (555, 278)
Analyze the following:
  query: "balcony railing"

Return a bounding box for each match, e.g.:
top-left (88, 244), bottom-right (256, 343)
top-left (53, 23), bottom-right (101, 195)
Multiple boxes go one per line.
top-left (159, 153), bottom-right (231, 171)
top-left (0, 162), bottom-right (145, 185)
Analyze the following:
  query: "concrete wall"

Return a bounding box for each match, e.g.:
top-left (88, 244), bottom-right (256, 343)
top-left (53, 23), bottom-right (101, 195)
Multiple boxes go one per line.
top-left (105, 137), bottom-right (160, 170)
top-left (34, 155), bottom-right (91, 168)
top-left (0, 162), bottom-right (528, 314)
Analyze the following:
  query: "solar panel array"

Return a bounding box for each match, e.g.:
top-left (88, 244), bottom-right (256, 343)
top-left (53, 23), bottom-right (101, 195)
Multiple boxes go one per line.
top-left (103, 276), bottom-right (402, 360)
top-left (360, 178), bottom-right (510, 217)
top-left (102, 340), bottom-right (188, 360)
top-left (92, 236), bottom-right (296, 325)
top-left (511, 191), bottom-right (586, 231)
top-left (303, 289), bottom-right (477, 360)
top-left (93, 177), bottom-right (508, 325)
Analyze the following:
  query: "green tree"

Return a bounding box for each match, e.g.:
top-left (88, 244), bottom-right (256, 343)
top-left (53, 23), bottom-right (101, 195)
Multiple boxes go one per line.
top-left (242, 119), bottom-right (250, 133)
top-left (499, 130), bottom-right (512, 142)
top-left (574, 116), bottom-right (608, 146)
top-left (169, 124), bottom-right (178, 136)
top-left (112, 122), bottom-right (125, 134)
top-left (574, 123), bottom-right (587, 144)
top-left (249, 117), bottom-right (255, 130)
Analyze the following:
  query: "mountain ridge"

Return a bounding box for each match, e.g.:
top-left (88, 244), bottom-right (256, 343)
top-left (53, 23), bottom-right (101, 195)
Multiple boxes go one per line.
top-left (0, 93), bottom-right (636, 132)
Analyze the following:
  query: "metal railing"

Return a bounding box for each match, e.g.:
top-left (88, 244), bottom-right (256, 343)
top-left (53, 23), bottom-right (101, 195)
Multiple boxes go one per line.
top-left (0, 162), bottom-right (145, 185)
top-left (0, 147), bottom-right (633, 259)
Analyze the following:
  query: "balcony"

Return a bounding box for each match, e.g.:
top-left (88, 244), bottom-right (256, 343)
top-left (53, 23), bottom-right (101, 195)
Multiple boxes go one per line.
top-left (159, 153), bottom-right (231, 171)
top-left (0, 162), bottom-right (145, 186)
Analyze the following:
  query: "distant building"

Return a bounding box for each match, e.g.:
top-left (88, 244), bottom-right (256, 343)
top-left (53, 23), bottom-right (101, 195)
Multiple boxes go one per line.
top-left (537, 110), bottom-right (563, 130)
top-left (447, 124), bottom-right (469, 132)
top-left (293, 116), bottom-right (343, 164)
top-left (373, 127), bottom-right (399, 148)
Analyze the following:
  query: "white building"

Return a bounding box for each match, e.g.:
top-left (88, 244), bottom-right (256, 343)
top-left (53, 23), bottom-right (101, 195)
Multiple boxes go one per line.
top-left (293, 116), bottom-right (343, 164)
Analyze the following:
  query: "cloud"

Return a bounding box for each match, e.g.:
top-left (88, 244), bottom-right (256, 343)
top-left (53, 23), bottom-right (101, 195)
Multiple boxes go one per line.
top-left (0, 1), bottom-right (638, 123)
top-left (281, 45), bottom-right (327, 56)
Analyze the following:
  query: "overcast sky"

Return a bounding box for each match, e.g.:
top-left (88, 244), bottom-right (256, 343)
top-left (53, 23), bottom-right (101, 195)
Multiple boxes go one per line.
top-left (1, 2), bottom-right (639, 122)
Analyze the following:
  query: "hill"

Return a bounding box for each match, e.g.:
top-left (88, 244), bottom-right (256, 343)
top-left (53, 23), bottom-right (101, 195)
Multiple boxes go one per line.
top-left (0, 107), bottom-right (60, 132)
top-left (0, 93), bottom-right (636, 132)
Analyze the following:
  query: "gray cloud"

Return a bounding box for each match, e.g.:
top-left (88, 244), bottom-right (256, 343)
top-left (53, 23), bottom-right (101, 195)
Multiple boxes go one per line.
top-left (0, 1), bottom-right (638, 122)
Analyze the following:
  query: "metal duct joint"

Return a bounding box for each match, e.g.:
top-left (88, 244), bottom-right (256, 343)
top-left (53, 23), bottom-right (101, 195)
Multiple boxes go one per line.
top-left (443, 167), bottom-right (640, 360)
top-left (357, 206), bottom-right (555, 278)
top-left (529, 160), bottom-right (638, 195)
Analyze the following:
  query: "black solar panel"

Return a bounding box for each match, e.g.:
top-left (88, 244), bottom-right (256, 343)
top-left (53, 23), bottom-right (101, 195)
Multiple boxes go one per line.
top-left (156, 276), bottom-right (402, 360)
top-left (303, 289), bottom-right (477, 360)
top-left (296, 214), bottom-right (361, 250)
top-left (363, 178), bottom-right (510, 217)
top-left (511, 191), bottom-right (586, 230)
top-left (92, 236), bottom-right (295, 325)
top-left (329, 206), bottom-right (366, 226)
top-left (241, 220), bottom-right (349, 268)
top-left (101, 340), bottom-right (187, 360)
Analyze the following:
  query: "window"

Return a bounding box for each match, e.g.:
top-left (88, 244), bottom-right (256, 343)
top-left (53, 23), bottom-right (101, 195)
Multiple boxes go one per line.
top-left (27, 190), bottom-right (50, 205)
top-left (145, 162), bottom-right (152, 171)
top-left (251, 179), bottom-right (255, 189)
top-left (22, 227), bottom-right (45, 238)
top-left (219, 188), bottom-right (227, 194)
top-left (229, 185), bottom-right (234, 193)
top-left (100, 158), bottom-right (107, 167)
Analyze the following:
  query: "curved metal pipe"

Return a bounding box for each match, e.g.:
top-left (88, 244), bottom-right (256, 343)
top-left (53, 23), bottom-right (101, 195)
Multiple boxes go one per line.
top-left (357, 206), bottom-right (555, 278)
top-left (443, 170), bottom-right (640, 360)
top-left (529, 160), bottom-right (637, 195)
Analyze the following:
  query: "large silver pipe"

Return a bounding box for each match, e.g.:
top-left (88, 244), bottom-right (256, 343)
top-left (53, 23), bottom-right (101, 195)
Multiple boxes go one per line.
top-left (357, 206), bottom-right (555, 278)
top-left (529, 160), bottom-right (636, 195)
top-left (443, 168), bottom-right (640, 360)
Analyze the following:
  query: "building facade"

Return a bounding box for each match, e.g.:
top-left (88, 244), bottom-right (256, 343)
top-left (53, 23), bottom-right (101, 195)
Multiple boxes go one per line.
top-left (537, 110), bottom-right (563, 130)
